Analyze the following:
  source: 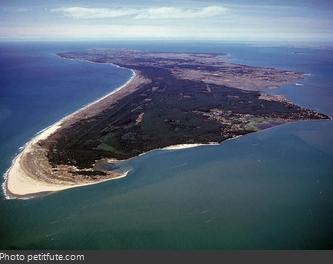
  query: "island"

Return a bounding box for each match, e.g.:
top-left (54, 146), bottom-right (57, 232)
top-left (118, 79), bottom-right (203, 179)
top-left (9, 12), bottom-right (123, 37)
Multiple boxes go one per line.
top-left (4, 49), bottom-right (330, 198)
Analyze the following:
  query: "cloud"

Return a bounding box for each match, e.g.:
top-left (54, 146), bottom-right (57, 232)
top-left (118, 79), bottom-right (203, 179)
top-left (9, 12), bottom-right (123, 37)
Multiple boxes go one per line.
top-left (0, 25), bottom-right (178, 39)
top-left (52, 6), bottom-right (229, 19)
top-left (2, 22), bottom-right (332, 42)
top-left (135, 6), bottom-right (228, 19)
top-left (52, 7), bottom-right (138, 19)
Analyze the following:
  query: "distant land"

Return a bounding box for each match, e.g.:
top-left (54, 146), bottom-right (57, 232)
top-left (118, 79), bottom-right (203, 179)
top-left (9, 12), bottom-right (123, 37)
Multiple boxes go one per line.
top-left (4, 49), bottom-right (330, 198)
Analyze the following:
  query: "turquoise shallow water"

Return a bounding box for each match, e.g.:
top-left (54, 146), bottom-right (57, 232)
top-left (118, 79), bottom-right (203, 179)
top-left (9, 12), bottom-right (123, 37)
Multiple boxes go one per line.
top-left (0, 42), bottom-right (332, 249)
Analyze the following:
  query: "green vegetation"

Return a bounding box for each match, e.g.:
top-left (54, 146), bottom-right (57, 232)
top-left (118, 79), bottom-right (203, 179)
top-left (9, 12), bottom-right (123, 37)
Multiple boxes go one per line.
top-left (43, 50), bottom-right (329, 170)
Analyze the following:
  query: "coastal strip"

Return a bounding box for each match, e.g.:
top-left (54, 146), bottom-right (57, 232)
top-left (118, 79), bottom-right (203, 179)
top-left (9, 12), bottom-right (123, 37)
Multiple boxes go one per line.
top-left (161, 143), bottom-right (219, 150)
top-left (3, 67), bottom-right (137, 199)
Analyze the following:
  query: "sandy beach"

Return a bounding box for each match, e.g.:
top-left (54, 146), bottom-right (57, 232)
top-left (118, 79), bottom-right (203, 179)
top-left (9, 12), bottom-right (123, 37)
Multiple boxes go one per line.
top-left (161, 143), bottom-right (219, 150)
top-left (3, 68), bottom-right (137, 199)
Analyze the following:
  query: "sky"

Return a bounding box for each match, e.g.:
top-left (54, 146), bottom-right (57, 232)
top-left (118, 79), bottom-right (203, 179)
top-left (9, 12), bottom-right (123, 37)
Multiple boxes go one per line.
top-left (0, 0), bottom-right (333, 42)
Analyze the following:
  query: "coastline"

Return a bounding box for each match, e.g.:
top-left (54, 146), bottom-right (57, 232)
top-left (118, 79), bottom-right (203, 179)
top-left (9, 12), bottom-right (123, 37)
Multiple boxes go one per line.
top-left (161, 143), bottom-right (219, 150)
top-left (3, 67), bottom-right (136, 199)
top-left (3, 52), bottom-right (329, 200)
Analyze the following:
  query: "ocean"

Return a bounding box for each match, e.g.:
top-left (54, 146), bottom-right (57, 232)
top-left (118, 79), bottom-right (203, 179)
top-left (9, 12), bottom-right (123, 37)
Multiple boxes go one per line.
top-left (0, 41), bottom-right (332, 249)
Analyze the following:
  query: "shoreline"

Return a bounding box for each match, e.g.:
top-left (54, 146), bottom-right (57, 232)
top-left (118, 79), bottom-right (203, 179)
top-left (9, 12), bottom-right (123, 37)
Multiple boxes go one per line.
top-left (3, 66), bottom-right (136, 199)
top-left (161, 143), bottom-right (219, 150)
top-left (3, 53), bottom-right (330, 200)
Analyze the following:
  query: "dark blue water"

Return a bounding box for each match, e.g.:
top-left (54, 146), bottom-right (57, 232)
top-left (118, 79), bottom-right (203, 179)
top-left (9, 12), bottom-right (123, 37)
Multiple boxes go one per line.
top-left (0, 41), bottom-right (332, 249)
